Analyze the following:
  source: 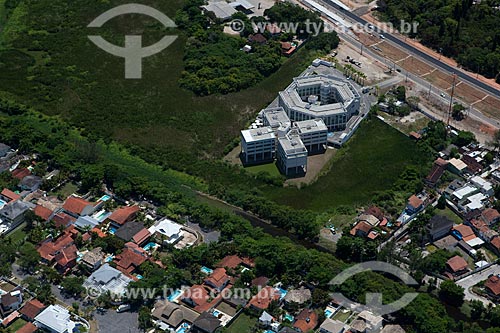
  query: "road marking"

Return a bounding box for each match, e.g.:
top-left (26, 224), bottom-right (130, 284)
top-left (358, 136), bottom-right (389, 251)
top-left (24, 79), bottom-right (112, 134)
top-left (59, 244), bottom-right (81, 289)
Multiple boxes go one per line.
top-left (471, 94), bottom-right (490, 106)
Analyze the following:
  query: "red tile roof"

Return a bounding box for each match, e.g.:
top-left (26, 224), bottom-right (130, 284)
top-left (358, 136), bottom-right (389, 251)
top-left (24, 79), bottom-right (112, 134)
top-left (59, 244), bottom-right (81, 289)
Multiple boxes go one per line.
top-left (11, 168), bottom-right (30, 180)
top-left (350, 221), bottom-right (372, 236)
top-left (37, 233), bottom-right (75, 262)
top-left (485, 276), bottom-right (500, 296)
top-left (204, 268), bottom-right (230, 289)
top-left (216, 255), bottom-right (243, 269)
top-left (114, 248), bottom-right (147, 274)
top-left (364, 206), bottom-right (384, 222)
top-left (34, 205), bottom-right (53, 221)
top-left (482, 208), bottom-right (500, 225)
top-left (51, 212), bottom-right (75, 229)
top-left (183, 285), bottom-right (210, 309)
top-left (491, 236), bottom-right (500, 251)
top-left (247, 286), bottom-right (280, 310)
top-left (132, 228), bottom-right (151, 245)
top-left (55, 244), bottom-right (78, 269)
top-left (408, 195), bottom-right (424, 209)
top-left (108, 206), bottom-right (140, 226)
top-left (63, 196), bottom-right (92, 215)
top-left (1, 188), bottom-right (20, 202)
top-left (19, 299), bottom-right (45, 320)
top-left (293, 309), bottom-right (318, 332)
top-left (453, 224), bottom-right (476, 241)
top-left (446, 255), bottom-right (468, 273)
top-left (16, 322), bottom-right (38, 333)
top-left (90, 227), bottom-right (106, 238)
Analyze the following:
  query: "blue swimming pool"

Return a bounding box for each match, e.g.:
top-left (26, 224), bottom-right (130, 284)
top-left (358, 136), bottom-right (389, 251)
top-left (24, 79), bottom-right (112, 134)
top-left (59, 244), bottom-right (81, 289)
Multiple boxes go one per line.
top-left (0, 199), bottom-right (6, 209)
top-left (176, 322), bottom-right (190, 333)
top-left (99, 194), bottom-right (111, 202)
top-left (143, 242), bottom-right (157, 251)
top-left (277, 288), bottom-right (288, 299)
top-left (212, 310), bottom-right (221, 317)
top-left (105, 255), bottom-right (114, 263)
top-left (109, 227), bottom-right (117, 235)
top-left (284, 313), bottom-right (294, 322)
top-left (325, 309), bottom-right (333, 318)
top-left (201, 266), bottom-right (213, 275)
top-left (168, 289), bottom-right (182, 302)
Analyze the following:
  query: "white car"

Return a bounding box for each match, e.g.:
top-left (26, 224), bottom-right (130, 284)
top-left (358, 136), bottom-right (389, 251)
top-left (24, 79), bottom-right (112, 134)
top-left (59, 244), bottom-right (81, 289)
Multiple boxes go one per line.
top-left (117, 304), bottom-right (131, 313)
top-left (380, 34), bottom-right (385, 39)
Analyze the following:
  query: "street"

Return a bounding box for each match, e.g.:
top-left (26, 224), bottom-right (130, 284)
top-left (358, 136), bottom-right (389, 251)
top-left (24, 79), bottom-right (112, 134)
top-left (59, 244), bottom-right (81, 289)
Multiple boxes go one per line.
top-left (455, 264), bottom-right (500, 305)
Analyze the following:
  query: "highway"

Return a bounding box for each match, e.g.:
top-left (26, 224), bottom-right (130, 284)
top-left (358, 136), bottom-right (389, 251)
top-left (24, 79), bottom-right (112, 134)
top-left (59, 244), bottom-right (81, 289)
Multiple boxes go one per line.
top-left (320, 0), bottom-right (500, 99)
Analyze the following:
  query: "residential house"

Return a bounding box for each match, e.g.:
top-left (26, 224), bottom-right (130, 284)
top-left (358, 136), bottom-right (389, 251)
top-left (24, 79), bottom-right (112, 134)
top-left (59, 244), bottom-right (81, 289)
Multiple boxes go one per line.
top-left (364, 206), bottom-right (385, 223)
top-left (293, 309), bottom-right (318, 332)
top-left (12, 168), bottom-right (30, 180)
top-left (406, 195), bottom-right (424, 214)
top-left (204, 268), bottom-right (230, 292)
top-left (482, 208), bottom-right (500, 226)
top-left (350, 221), bottom-right (372, 238)
top-left (485, 275), bottom-right (500, 301)
top-left (83, 264), bottom-right (133, 299)
top-left (425, 158), bottom-right (448, 187)
top-left (319, 319), bottom-right (346, 333)
top-left (81, 247), bottom-right (105, 272)
top-left (490, 236), bottom-right (500, 255)
top-left (34, 205), bottom-right (53, 222)
top-left (357, 310), bottom-right (384, 333)
top-left (0, 188), bottom-right (19, 203)
top-left (151, 300), bottom-right (199, 331)
top-left (448, 158), bottom-right (467, 175)
top-left (259, 311), bottom-right (274, 327)
top-left (62, 196), bottom-right (94, 217)
top-left (248, 286), bottom-right (280, 311)
top-left (148, 218), bottom-right (183, 245)
top-left (0, 289), bottom-right (22, 317)
top-left (446, 255), bottom-right (469, 276)
top-left (51, 212), bottom-right (75, 229)
top-left (114, 248), bottom-right (147, 276)
top-left (358, 214), bottom-right (380, 227)
top-left (191, 311), bottom-right (221, 333)
top-left (37, 230), bottom-right (76, 264)
top-left (181, 285), bottom-right (210, 311)
top-left (251, 276), bottom-right (269, 288)
top-left (74, 216), bottom-right (100, 230)
top-left (427, 215), bottom-right (453, 241)
top-left (54, 244), bottom-right (78, 274)
top-left (34, 305), bottom-right (77, 333)
top-left (216, 255), bottom-right (243, 270)
top-left (282, 287), bottom-right (311, 307)
top-left (115, 222), bottom-right (151, 245)
top-left (0, 201), bottom-right (33, 231)
top-left (248, 33), bottom-right (267, 44)
top-left (19, 299), bottom-right (45, 321)
top-left (19, 175), bottom-right (42, 192)
top-left (107, 205), bottom-right (140, 229)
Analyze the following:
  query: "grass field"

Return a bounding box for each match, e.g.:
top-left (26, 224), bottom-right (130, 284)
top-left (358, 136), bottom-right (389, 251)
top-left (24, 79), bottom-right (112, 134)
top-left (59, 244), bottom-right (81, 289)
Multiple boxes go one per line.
top-left (435, 206), bottom-right (462, 224)
top-left (226, 313), bottom-right (256, 333)
top-left (245, 162), bottom-right (281, 177)
top-left (262, 118), bottom-right (428, 211)
top-left (9, 318), bottom-right (27, 332)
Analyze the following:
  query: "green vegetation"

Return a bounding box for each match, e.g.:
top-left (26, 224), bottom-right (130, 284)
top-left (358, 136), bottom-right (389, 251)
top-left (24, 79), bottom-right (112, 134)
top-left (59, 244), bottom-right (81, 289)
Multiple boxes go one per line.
top-left (263, 117), bottom-right (431, 211)
top-left (435, 206), bottom-right (463, 224)
top-left (377, 0), bottom-right (500, 82)
top-left (226, 313), bottom-right (256, 333)
top-left (245, 162), bottom-right (281, 178)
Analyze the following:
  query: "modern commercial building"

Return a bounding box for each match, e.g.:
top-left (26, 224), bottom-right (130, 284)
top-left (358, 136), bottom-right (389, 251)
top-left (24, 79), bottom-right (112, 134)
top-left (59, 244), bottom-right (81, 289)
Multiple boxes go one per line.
top-left (262, 107), bottom-right (291, 136)
top-left (293, 118), bottom-right (328, 153)
top-left (240, 127), bottom-right (276, 164)
top-left (278, 74), bottom-right (360, 131)
top-left (277, 130), bottom-right (308, 176)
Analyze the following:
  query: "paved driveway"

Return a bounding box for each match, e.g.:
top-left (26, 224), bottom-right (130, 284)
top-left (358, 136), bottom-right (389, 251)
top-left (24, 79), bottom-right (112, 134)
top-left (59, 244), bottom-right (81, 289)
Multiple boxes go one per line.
top-left (456, 264), bottom-right (500, 305)
top-left (94, 309), bottom-right (140, 333)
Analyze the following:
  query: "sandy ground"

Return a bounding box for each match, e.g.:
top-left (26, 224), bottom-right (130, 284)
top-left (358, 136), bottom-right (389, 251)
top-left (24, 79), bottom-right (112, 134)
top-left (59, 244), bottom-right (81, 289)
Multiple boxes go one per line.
top-left (335, 39), bottom-right (391, 84)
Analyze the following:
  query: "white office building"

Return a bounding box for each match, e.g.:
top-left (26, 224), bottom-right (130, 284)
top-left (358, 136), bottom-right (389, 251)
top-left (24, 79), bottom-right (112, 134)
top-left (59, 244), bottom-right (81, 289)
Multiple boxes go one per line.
top-left (278, 74), bottom-right (360, 131)
top-left (293, 118), bottom-right (328, 153)
top-left (277, 130), bottom-right (308, 176)
top-left (262, 107), bottom-right (291, 137)
top-left (240, 127), bottom-right (276, 164)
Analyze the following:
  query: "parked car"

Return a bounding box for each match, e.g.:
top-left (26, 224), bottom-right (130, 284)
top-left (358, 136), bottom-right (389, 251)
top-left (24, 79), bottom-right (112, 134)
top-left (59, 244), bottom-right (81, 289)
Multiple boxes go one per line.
top-left (117, 304), bottom-right (131, 313)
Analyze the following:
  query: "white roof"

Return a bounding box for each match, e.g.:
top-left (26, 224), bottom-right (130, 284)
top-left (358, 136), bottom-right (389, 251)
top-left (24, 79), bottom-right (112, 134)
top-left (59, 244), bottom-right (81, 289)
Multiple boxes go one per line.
top-left (449, 158), bottom-right (467, 171)
top-left (466, 237), bottom-right (485, 247)
top-left (149, 218), bottom-right (183, 238)
top-left (83, 264), bottom-right (132, 297)
top-left (453, 185), bottom-right (477, 200)
top-left (475, 260), bottom-right (489, 268)
top-left (241, 127), bottom-right (275, 143)
top-left (202, 1), bottom-right (237, 20)
top-left (465, 192), bottom-right (487, 210)
top-left (470, 176), bottom-right (493, 192)
top-left (35, 305), bottom-right (75, 333)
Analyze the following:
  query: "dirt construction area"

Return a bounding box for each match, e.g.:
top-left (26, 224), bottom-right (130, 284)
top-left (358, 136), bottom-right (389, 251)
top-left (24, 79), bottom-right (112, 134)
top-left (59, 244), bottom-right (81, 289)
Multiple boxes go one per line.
top-left (335, 39), bottom-right (391, 84)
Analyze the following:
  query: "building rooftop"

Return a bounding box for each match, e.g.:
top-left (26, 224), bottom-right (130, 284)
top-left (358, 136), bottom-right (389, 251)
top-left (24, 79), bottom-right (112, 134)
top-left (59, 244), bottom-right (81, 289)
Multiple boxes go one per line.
top-left (241, 127), bottom-right (276, 143)
top-left (34, 305), bottom-right (76, 333)
top-left (446, 255), bottom-right (468, 273)
top-left (108, 205), bottom-right (140, 226)
top-left (278, 131), bottom-right (307, 156)
top-left (83, 264), bottom-right (132, 297)
top-left (262, 107), bottom-right (291, 130)
top-left (74, 215), bottom-right (100, 229)
top-left (293, 118), bottom-right (328, 134)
